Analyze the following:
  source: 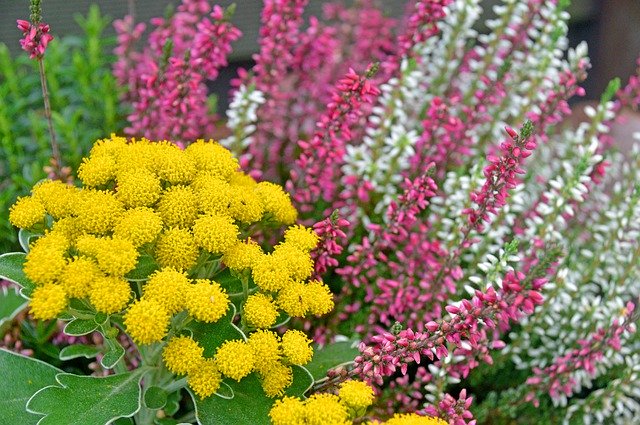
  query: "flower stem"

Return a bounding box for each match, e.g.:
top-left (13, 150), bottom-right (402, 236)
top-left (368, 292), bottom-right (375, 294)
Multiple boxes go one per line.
top-left (37, 57), bottom-right (63, 178)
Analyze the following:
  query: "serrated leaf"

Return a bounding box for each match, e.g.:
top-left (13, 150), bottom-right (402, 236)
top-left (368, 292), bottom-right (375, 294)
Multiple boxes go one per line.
top-left (0, 252), bottom-right (35, 297)
top-left (305, 340), bottom-right (360, 381)
top-left (63, 318), bottom-right (99, 336)
top-left (126, 254), bottom-right (159, 281)
top-left (58, 344), bottom-right (101, 361)
top-left (0, 285), bottom-right (28, 334)
top-left (0, 349), bottom-right (62, 425)
top-left (144, 386), bottom-right (168, 410)
top-left (186, 304), bottom-right (244, 356)
top-left (26, 369), bottom-right (143, 425)
top-left (192, 366), bottom-right (312, 425)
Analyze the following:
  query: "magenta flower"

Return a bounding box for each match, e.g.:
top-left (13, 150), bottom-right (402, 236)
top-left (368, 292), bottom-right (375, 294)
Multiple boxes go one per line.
top-left (17, 19), bottom-right (53, 59)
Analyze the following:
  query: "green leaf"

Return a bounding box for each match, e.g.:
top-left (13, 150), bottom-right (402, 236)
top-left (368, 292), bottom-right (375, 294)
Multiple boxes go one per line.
top-left (0, 349), bottom-right (62, 425)
top-left (192, 366), bottom-right (312, 425)
top-left (27, 369), bottom-right (143, 425)
top-left (164, 390), bottom-right (182, 416)
top-left (186, 304), bottom-right (244, 357)
top-left (144, 386), bottom-right (168, 410)
top-left (305, 340), bottom-right (360, 381)
top-left (18, 228), bottom-right (41, 253)
top-left (0, 285), bottom-right (28, 335)
top-left (0, 252), bottom-right (35, 297)
top-left (63, 318), bottom-right (99, 336)
top-left (58, 344), bottom-right (101, 361)
top-left (126, 254), bottom-right (159, 281)
top-left (101, 338), bottom-right (126, 370)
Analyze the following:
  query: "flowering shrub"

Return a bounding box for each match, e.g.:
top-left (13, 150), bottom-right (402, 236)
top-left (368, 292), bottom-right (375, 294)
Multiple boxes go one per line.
top-left (1, 0), bottom-right (640, 424)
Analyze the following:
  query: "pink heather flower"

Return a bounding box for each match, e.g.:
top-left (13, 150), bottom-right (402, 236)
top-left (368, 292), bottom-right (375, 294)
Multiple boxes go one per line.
top-left (424, 389), bottom-right (476, 425)
top-left (311, 212), bottom-right (349, 279)
top-left (17, 19), bottom-right (53, 59)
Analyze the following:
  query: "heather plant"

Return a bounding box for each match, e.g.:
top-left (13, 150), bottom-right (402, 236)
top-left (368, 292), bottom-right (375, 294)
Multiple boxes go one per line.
top-left (1, 0), bottom-right (640, 424)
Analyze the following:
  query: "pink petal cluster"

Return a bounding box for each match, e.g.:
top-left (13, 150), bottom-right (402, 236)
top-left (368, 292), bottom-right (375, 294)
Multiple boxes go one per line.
top-left (16, 19), bottom-right (53, 59)
top-left (311, 212), bottom-right (350, 280)
top-left (424, 389), bottom-right (476, 425)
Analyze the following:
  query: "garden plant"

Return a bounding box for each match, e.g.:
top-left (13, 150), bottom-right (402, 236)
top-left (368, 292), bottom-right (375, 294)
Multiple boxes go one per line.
top-left (0, 0), bottom-right (639, 424)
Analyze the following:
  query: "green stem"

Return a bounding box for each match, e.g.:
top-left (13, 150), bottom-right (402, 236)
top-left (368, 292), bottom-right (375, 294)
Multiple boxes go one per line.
top-left (37, 57), bottom-right (63, 177)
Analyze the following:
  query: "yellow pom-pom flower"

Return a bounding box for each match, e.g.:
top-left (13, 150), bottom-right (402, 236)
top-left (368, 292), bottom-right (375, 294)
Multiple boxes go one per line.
top-left (192, 214), bottom-right (238, 255)
top-left (113, 207), bottom-right (163, 247)
top-left (157, 185), bottom-right (199, 229)
top-left (227, 186), bottom-right (264, 224)
top-left (155, 228), bottom-right (199, 271)
top-left (255, 182), bottom-right (297, 225)
top-left (124, 299), bottom-right (170, 345)
top-left (78, 154), bottom-right (117, 187)
top-left (281, 330), bottom-right (313, 365)
top-left (32, 180), bottom-right (78, 219)
top-left (383, 414), bottom-right (447, 425)
top-left (75, 190), bottom-right (124, 234)
top-left (188, 358), bottom-right (222, 399)
top-left (261, 361), bottom-right (293, 398)
top-left (9, 196), bottom-right (46, 229)
top-left (222, 238), bottom-right (263, 271)
top-left (29, 283), bottom-right (67, 320)
top-left (93, 237), bottom-right (139, 276)
top-left (88, 134), bottom-right (128, 159)
top-left (89, 275), bottom-right (131, 314)
top-left (24, 232), bottom-right (68, 285)
top-left (192, 175), bottom-right (232, 216)
top-left (269, 396), bottom-right (306, 425)
top-left (163, 336), bottom-right (204, 375)
top-left (304, 394), bottom-right (349, 425)
top-left (273, 243), bottom-right (314, 280)
top-left (185, 140), bottom-right (238, 179)
top-left (51, 217), bottom-right (82, 242)
top-left (284, 225), bottom-right (319, 252)
top-left (153, 142), bottom-right (197, 184)
top-left (215, 340), bottom-right (255, 381)
top-left (252, 254), bottom-right (291, 292)
top-left (185, 279), bottom-right (230, 323)
top-left (304, 280), bottom-right (334, 316)
top-left (229, 171), bottom-right (257, 187)
top-left (276, 281), bottom-right (308, 317)
top-left (247, 330), bottom-right (281, 374)
top-left (143, 268), bottom-right (189, 314)
top-left (116, 169), bottom-right (162, 208)
top-left (60, 256), bottom-right (101, 298)
top-left (338, 380), bottom-right (375, 412)
top-left (243, 293), bottom-right (279, 329)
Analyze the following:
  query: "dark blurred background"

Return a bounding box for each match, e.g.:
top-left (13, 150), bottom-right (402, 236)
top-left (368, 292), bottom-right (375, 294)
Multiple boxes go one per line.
top-left (0, 0), bottom-right (638, 101)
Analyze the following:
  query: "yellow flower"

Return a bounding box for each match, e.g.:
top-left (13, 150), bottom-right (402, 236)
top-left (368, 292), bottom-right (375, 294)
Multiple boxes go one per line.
top-left (143, 268), bottom-right (190, 314)
top-left (29, 283), bottom-right (67, 320)
top-left (222, 238), bottom-right (263, 271)
top-left (192, 175), bottom-right (232, 216)
top-left (227, 186), bottom-right (264, 224)
top-left (155, 228), bottom-right (199, 271)
top-left (153, 142), bottom-right (196, 184)
top-left (281, 330), bottom-right (313, 365)
top-left (243, 293), bottom-right (279, 329)
top-left (383, 414), bottom-right (447, 425)
top-left (229, 171), bottom-right (257, 187)
top-left (89, 275), bottom-right (131, 314)
top-left (31, 180), bottom-right (78, 219)
top-left (60, 256), bottom-right (101, 298)
top-left (185, 279), bottom-right (230, 323)
top-left (215, 339), bottom-right (255, 381)
top-left (185, 140), bottom-right (238, 179)
top-left (284, 225), bottom-right (319, 252)
top-left (338, 381), bottom-right (374, 411)
top-left (261, 361), bottom-right (293, 398)
top-left (75, 189), bottom-right (124, 234)
top-left (304, 394), bottom-right (349, 425)
top-left (77, 154), bottom-right (116, 187)
top-left (116, 169), bottom-right (162, 208)
top-left (156, 185), bottom-right (199, 229)
top-left (51, 217), bottom-right (82, 242)
top-left (276, 281), bottom-right (308, 317)
top-left (9, 196), bottom-right (46, 229)
top-left (113, 207), bottom-right (163, 247)
top-left (192, 214), bottom-right (238, 255)
top-left (273, 243), bottom-right (314, 280)
top-left (187, 358), bottom-right (222, 399)
top-left (89, 134), bottom-right (128, 159)
top-left (24, 232), bottom-right (68, 285)
top-left (304, 280), bottom-right (334, 316)
top-left (269, 396), bottom-right (306, 425)
top-left (93, 237), bottom-right (139, 276)
top-left (252, 254), bottom-right (291, 292)
top-left (163, 335), bottom-right (204, 375)
top-left (247, 330), bottom-right (281, 374)
top-left (255, 182), bottom-right (297, 225)
top-left (124, 299), bottom-right (170, 345)
top-left (115, 139), bottom-right (155, 174)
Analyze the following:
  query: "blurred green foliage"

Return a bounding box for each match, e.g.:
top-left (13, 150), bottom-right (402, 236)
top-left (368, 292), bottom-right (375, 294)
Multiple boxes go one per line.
top-left (0, 5), bottom-right (125, 252)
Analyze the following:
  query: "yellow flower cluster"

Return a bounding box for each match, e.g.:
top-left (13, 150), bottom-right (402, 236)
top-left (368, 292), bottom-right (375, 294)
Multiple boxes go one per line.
top-left (270, 383), bottom-right (445, 425)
